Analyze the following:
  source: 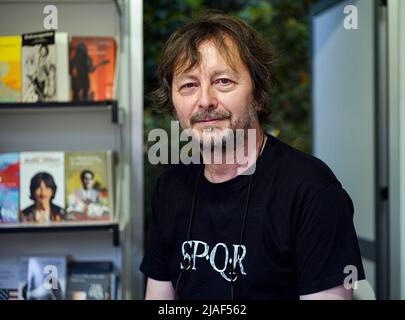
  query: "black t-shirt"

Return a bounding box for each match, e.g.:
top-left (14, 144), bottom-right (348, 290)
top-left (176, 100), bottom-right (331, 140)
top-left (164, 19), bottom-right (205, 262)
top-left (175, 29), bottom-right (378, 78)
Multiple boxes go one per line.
top-left (140, 134), bottom-right (365, 299)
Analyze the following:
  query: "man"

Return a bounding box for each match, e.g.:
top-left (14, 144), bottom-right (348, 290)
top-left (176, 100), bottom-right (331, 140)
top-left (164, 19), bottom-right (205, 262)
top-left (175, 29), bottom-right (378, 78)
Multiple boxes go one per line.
top-left (140, 13), bottom-right (365, 300)
top-left (67, 169), bottom-right (105, 219)
top-left (78, 170), bottom-right (100, 205)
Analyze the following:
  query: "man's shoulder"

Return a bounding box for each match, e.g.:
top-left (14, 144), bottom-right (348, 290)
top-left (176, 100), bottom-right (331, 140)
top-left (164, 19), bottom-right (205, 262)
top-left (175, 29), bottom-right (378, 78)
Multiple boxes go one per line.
top-left (267, 136), bottom-right (352, 215)
top-left (50, 203), bottom-right (63, 212)
top-left (268, 135), bottom-right (339, 189)
top-left (22, 204), bottom-right (35, 215)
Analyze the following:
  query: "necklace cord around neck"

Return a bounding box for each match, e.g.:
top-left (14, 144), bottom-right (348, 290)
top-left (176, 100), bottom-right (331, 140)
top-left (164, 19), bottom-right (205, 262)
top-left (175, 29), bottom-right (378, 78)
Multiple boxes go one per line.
top-left (176, 132), bottom-right (267, 300)
top-left (230, 132), bottom-right (266, 299)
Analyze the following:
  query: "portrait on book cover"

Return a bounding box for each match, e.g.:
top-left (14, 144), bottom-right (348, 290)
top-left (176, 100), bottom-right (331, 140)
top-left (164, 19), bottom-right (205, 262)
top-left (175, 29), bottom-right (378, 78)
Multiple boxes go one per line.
top-left (20, 171), bottom-right (64, 223)
top-left (22, 43), bottom-right (56, 102)
top-left (65, 152), bottom-right (111, 221)
top-left (20, 152), bottom-right (65, 223)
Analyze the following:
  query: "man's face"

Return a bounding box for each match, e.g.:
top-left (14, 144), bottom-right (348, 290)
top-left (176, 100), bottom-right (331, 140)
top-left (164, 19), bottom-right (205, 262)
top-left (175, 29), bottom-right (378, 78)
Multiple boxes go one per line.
top-left (171, 39), bottom-right (258, 147)
top-left (34, 180), bottom-right (53, 205)
top-left (82, 173), bottom-right (94, 190)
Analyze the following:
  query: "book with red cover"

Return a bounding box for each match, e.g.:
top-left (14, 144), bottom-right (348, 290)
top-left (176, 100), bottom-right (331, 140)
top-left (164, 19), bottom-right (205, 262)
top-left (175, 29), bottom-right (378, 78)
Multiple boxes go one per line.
top-left (70, 37), bottom-right (116, 102)
top-left (0, 153), bottom-right (19, 224)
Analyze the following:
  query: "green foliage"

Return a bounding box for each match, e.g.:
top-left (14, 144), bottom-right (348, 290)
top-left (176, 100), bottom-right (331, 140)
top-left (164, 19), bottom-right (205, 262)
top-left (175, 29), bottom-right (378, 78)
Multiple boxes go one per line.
top-left (143, 0), bottom-right (316, 229)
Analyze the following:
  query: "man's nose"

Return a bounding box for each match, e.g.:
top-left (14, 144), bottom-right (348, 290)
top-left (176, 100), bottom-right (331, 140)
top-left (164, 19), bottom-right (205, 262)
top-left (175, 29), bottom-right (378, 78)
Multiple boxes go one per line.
top-left (198, 85), bottom-right (217, 110)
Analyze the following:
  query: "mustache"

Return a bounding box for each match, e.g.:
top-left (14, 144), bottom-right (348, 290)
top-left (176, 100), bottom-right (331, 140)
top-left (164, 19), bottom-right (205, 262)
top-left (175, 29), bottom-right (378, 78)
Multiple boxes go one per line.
top-left (190, 110), bottom-right (231, 124)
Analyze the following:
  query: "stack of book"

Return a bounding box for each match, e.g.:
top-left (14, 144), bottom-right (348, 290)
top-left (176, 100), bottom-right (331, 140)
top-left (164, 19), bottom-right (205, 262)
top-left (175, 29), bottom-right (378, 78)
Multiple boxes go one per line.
top-left (0, 257), bottom-right (118, 300)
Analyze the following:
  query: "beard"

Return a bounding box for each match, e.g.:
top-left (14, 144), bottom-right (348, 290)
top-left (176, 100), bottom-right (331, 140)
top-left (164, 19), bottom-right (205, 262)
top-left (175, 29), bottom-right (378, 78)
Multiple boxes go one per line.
top-left (176, 101), bottom-right (258, 151)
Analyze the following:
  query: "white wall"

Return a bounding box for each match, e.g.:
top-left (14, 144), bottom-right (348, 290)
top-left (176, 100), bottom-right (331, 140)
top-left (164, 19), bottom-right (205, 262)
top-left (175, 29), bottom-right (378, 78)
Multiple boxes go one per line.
top-left (313, 0), bottom-right (376, 243)
top-left (398, 0), bottom-right (405, 300)
top-left (312, 0), bottom-right (377, 297)
top-left (387, 0), bottom-right (403, 300)
top-left (128, 0), bottom-right (144, 300)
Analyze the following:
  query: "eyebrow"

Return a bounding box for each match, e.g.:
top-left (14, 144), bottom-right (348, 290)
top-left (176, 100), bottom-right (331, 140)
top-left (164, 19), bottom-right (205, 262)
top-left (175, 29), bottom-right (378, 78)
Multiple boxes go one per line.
top-left (211, 68), bottom-right (239, 79)
top-left (173, 74), bottom-right (199, 84)
top-left (174, 68), bottom-right (240, 84)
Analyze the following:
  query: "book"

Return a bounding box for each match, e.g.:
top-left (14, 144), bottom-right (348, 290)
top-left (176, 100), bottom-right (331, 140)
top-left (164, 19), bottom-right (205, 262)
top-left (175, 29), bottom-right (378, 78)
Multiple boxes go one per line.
top-left (27, 256), bottom-right (67, 300)
top-left (0, 35), bottom-right (21, 102)
top-left (65, 151), bottom-right (113, 221)
top-left (55, 32), bottom-right (70, 101)
top-left (18, 257), bottom-right (29, 300)
top-left (66, 261), bottom-right (115, 300)
top-left (22, 30), bottom-right (69, 102)
top-left (70, 37), bottom-right (116, 101)
top-left (0, 153), bottom-right (19, 224)
top-left (0, 264), bottom-right (19, 300)
top-left (20, 152), bottom-right (65, 223)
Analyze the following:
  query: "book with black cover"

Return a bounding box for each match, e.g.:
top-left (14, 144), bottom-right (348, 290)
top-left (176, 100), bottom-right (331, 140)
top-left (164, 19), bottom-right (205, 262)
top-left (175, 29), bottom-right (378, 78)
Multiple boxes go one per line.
top-left (66, 261), bottom-right (115, 300)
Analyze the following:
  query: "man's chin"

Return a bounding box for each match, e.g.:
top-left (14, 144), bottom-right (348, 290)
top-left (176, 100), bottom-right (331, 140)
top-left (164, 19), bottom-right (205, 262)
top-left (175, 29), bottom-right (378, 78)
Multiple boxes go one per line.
top-left (191, 127), bottom-right (232, 148)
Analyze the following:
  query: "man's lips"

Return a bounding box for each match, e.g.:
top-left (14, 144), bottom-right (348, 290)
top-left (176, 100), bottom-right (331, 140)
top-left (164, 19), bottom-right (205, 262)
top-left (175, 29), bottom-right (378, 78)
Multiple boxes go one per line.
top-left (194, 117), bottom-right (228, 124)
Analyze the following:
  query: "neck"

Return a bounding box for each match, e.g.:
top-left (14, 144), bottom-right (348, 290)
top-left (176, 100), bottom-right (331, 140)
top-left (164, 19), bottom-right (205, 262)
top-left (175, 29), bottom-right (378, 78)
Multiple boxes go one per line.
top-left (203, 127), bottom-right (266, 183)
top-left (35, 201), bottom-right (50, 212)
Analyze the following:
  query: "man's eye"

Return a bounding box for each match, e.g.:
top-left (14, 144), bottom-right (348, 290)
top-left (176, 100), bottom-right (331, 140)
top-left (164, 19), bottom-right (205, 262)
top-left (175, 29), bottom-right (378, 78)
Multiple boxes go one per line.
top-left (215, 78), bottom-right (233, 85)
top-left (181, 83), bottom-right (197, 89)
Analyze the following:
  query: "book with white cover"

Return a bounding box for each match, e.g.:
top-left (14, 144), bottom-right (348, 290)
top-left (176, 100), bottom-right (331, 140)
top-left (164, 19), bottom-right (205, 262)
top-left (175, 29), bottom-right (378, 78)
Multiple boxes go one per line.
top-left (20, 152), bottom-right (65, 223)
top-left (22, 30), bottom-right (69, 102)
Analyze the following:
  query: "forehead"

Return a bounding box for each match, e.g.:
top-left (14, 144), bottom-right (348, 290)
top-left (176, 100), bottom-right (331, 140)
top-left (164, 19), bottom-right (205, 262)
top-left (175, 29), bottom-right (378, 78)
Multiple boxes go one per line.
top-left (173, 38), bottom-right (246, 77)
top-left (37, 180), bottom-right (50, 187)
top-left (199, 42), bottom-right (232, 67)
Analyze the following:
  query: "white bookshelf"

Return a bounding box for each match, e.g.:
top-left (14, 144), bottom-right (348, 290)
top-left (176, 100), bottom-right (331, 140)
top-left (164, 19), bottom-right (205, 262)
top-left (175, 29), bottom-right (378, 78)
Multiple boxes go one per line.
top-left (0, 0), bottom-right (144, 299)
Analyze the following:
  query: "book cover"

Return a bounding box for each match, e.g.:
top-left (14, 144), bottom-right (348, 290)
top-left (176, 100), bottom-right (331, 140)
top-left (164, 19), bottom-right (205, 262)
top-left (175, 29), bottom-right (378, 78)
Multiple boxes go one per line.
top-left (55, 32), bottom-right (70, 101)
top-left (18, 257), bottom-right (28, 300)
top-left (0, 35), bottom-right (21, 102)
top-left (70, 37), bottom-right (116, 101)
top-left (0, 264), bottom-right (19, 300)
top-left (20, 152), bottom-right (65, 223)
top-left (27, 256), bottom-right (67, 300)
top-left (65, 151), bottom-right (113, 221)
top-left (22, 30), bottom-right (69, 102)
top-left (66, 261), bottom-right (114, 300)
top-left (0, 153), bottom-right (19, 224)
